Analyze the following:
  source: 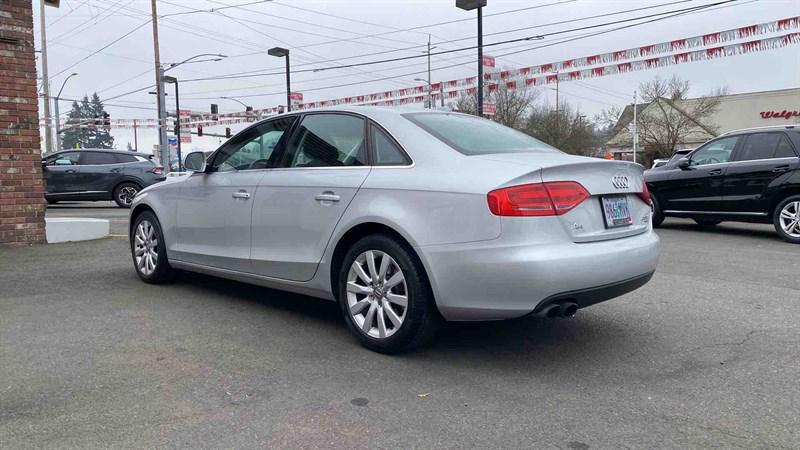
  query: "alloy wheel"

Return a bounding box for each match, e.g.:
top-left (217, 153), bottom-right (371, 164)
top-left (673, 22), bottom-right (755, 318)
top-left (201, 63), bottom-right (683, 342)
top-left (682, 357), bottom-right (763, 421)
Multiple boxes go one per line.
top-left (779, 201), bottom-right (800, 238)
top-left (118, 186), bottom-right (138, 206)
top-left (134, 219), bottom-right (159, 276)
top-left (346, 250), bottom-right (408, 339)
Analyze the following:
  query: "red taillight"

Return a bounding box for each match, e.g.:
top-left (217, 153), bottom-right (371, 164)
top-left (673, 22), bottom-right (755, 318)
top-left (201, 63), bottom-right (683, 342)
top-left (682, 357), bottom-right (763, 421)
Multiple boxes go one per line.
top-left (150, 166), bottom-right (164, 176)
top-left (638, 182), bottom-right (651, 206)
top-left (487, 181), bottom-right (590, 217)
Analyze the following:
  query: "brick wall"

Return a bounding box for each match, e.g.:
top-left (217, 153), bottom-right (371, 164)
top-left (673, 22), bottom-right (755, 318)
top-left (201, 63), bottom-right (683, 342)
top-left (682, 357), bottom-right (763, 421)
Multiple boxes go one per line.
top-left (0, 0), bottom-right (46, 245)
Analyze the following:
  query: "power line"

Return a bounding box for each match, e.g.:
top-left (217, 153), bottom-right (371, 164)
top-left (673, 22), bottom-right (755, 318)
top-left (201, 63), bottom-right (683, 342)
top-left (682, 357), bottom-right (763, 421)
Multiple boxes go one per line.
top-left (179, 0), bottom-right (743, 100)
top-left (180, 1), bottom-right (736, 83)
top-left (49, 19), bottom-right (151, 79)
top-left (189, 0), bottom-right (703, 80)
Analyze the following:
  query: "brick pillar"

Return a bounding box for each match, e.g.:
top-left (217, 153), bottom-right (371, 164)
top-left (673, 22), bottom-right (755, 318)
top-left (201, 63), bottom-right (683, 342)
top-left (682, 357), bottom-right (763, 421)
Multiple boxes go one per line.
top-left (0, 0), bottom-right (46, 245)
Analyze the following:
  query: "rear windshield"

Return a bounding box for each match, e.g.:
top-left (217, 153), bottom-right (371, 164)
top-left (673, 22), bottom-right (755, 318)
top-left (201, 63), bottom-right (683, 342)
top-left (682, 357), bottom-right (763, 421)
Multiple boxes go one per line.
top-left (403, 112), bottom-right (560, 156)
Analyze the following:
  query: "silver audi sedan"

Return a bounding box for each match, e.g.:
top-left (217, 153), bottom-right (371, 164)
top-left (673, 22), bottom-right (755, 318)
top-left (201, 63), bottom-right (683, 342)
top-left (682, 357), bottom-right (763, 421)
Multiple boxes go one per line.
top-left (129, 107), bottom-right (660, 353)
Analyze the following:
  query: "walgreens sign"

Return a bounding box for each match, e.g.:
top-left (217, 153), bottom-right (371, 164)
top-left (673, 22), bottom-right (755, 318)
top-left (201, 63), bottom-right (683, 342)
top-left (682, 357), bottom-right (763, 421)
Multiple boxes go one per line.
top-left (760, 110), bottom-right (800, 120)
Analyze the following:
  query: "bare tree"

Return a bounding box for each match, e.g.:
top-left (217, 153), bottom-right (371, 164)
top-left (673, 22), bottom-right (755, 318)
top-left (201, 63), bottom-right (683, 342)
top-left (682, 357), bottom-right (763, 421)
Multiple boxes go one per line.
top-left (633, 76), bottom-right (727, 166)
top-left (449, 80), bottom-right (539, 129)
top-left (526, 100), bottom-right (600, 156)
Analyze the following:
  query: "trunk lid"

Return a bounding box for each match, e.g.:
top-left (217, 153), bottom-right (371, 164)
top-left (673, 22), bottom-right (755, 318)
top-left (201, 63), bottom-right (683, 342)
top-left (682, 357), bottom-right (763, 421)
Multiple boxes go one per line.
top-left (476, 153), bottom-right (651, 242)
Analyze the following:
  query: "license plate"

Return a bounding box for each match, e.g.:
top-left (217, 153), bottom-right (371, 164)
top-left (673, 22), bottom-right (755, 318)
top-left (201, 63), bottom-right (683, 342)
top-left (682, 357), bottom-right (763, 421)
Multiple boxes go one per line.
top-left (601, 196), bottom-right (633, 228)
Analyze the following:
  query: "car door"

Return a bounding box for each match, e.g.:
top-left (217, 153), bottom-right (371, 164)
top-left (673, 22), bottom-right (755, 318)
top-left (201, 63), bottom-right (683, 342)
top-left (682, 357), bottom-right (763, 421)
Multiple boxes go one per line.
top-left (174, 117), bottom-right (297, 272)
top-left (250, 112), bottom-right (371, 281)
top-left (659, 136), bottom-right (740, 212)
top-left (42, 151), bottom-right (82, 196)
top-left (77, 151), bottom-right (120, 198)
top-left (720, 132), bottom-right (800, 213)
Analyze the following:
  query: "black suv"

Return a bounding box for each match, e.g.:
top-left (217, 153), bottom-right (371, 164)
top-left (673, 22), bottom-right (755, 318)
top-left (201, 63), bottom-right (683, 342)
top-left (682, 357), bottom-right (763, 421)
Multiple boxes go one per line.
top-left (42, 149), bottom-right (165, 208)
top-left (646, 125), bottom-right (800, 243)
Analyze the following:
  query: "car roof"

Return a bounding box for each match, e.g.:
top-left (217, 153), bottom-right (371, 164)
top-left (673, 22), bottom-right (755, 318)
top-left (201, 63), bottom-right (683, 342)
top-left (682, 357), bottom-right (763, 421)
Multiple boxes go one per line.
top-left (52, 149), bottom-right (152, 158)
top-left (721, 124), bottom-right (798, 136)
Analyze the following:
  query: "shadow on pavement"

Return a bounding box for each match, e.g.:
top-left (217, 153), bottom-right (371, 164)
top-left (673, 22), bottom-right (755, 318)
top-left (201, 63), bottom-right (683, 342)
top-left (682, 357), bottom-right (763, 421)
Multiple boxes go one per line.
top-left (176, 269), bottom-right (640, 364)
top-left (659, 220), bottom-right (780, 242)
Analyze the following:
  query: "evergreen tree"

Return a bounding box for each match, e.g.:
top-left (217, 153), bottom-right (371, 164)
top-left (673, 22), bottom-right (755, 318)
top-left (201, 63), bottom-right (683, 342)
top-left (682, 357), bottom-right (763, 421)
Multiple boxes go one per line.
top-left (58, 93), bottom-right (115, 149)
top-left (87, 93), bottom-right (115, 149)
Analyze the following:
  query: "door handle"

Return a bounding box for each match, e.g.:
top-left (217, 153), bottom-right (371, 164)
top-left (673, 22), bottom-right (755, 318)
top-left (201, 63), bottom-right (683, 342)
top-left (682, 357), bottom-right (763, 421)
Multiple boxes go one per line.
top-left (708, 169), bottom-right (723, 176)
top-left (232, 190), bottom-right (251, 199)
top-left (66, 169), bottom-right (77, 174)
top-left (315, 192), bottom-right (340, 202)
top-left (772, 166), bottom-right (790, 173)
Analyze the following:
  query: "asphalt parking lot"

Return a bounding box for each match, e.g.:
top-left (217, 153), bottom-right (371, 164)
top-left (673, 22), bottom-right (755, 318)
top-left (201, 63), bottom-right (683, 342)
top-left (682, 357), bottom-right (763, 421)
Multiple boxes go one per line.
top-left (2, 206), bottom-right (799, 448)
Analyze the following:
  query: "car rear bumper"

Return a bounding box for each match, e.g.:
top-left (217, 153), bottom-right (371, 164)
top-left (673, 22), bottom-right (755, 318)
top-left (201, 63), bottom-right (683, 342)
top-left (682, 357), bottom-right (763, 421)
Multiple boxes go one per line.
top-left (416, 227), bottom-right (660, 321)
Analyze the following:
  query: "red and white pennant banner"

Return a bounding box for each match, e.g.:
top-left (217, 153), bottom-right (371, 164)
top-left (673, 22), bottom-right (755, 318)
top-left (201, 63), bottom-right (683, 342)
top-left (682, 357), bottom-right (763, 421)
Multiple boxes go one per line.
top-left (292, 16), bottom-right (799, 109)
top-left (44, 29), bottom-right (800, 129)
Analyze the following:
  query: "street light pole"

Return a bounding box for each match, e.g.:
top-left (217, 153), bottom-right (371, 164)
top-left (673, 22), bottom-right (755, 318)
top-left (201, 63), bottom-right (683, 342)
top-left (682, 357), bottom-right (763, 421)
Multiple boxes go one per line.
top-left (456, 0), bottom-right (486, 116)
top-left (54, 72), bottom-right (77, 152)
top-left (39, 0), bottom-right (54, 154)
top-left (163, 75), bottom-right (182, 171)
top-left (268, 47), bottom-right (291, 112)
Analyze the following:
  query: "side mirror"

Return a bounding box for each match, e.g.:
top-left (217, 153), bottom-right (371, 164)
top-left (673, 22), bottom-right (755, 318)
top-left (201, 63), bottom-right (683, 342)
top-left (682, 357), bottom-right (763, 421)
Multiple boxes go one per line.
top-left (677, 157), bottom-right (691, 170)
top-left (184, 151), bottom-right (207, 172)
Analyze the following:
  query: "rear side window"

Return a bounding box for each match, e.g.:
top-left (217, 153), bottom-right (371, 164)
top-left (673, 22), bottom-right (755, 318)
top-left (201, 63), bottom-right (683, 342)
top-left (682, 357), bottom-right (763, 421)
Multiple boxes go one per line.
top-left (774, 135), bottom-right (798, 158)
top-left (735, 133), bottom-right (784, 161)
top-left (404, 112), bottom-right (558, 156)
top-left (80, 152), bottom-right (118, 165)
top-left (371, 124), bottom-right (410, 166)
top-left (49, 152), bottom-right (80, 166)
top-left (115, 153), bottom-right (138, 163)
top-left (283, 114), bottom-right (367, 167)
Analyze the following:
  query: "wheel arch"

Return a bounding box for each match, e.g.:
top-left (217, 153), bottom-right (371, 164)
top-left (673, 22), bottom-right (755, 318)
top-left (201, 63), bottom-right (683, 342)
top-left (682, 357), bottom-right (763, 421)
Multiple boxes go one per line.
top-left (768, 186), bottom-right (800, 216)
top-left (129, 203), bottom-right (155, 237)
top-left (328, 221), bottom-right (433, 303)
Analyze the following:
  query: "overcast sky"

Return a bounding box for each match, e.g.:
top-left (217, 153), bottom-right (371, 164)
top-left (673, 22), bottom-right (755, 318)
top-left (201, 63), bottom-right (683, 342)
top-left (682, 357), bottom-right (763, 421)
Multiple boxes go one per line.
top-left (35, 0), bottom-right (800, 153)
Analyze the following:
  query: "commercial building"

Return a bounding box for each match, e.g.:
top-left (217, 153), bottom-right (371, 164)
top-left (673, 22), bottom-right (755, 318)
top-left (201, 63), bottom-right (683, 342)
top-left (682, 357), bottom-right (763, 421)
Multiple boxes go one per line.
top-left (606, 88), bottom-right (800, 162)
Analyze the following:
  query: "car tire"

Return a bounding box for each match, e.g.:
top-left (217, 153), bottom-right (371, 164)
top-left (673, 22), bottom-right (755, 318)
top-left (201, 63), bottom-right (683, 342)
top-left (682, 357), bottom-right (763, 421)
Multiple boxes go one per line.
top-left (773, 195), bottom-right (800, 244)
top-left (337, 234), bottom-right (441, 354)
top-left (130, 211), bottom-right (176, 283)
top-left (650, 194), bottom-right (665, 228)
top-left (694, 219), bottom-right (721, 227)
top-left (114, 182), bottom-right (141, 208)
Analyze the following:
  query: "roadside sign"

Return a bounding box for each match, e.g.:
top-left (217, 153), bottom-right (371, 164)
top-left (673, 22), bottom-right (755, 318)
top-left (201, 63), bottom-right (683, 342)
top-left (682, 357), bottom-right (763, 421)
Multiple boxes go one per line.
top-left (483, 102), bottom-right (496, 115)
top-left (167, 136), bottom-right (178, 148)
top-left (180, 135), bottom-right (192, 143)
top-left (290, 92), bottom-right (303, 102)
top-left (179, 109), bottom-right (192, 116)
top-left (482, 55), bottom-right (495, 68)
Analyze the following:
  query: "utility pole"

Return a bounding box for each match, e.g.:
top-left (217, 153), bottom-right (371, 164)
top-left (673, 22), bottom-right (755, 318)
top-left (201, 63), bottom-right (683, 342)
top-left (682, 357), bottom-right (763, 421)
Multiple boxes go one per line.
top-left (426, 35), bottom-right (432, 108)
top-left (39, 0), bottom-right (54, 154)
top-left (440, 81), bottom-right (444, 107)
top-left (632, 90), bottom-right (638, 164)
top-left (477, 6), bottom-right (483, 115)
top-left (151, 0), bottom-right (169, 172)
top-left (133, 120), bottom-right (138, 151)
top-left (555, 71), bottom-right (560, 131)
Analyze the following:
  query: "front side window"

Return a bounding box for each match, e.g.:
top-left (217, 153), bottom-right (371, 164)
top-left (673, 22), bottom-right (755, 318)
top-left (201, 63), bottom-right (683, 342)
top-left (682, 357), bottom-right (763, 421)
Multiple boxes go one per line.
top-left (283, 114), bottom-right (367, 167)
top-left (49, 152), bottom-right (81, 166)
top-left (404, 112), bottom-right (559, 156)
top-left (211, 117), bottom-right (296, 172)
top-left (371, 124), bottom-right (410, 166)
top-left (734, 133), bottom-right (782, 162)
top-left (690, 136), bottom-right (739, 166)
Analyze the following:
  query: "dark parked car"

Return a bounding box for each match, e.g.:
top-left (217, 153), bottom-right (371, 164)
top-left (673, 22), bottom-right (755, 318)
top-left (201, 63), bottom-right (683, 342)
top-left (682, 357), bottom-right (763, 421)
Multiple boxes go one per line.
top-left (42, 149), bottom-right (165, 208)
top-left (646, 125), bottom-right (800, 243)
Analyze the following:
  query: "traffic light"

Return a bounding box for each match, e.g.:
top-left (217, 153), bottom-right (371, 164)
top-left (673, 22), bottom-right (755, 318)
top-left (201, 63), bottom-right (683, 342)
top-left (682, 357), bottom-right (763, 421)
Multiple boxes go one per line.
top-left (173, 124), bottom-right (180, 135)
top-left (103, 112), bottom-right (110, 129)
top-left (210, 104), bottom-right (218, 115)
top-left (197, 125), bottom-right (203, 137)
top-left (225, 127), bottom-right (231, 138)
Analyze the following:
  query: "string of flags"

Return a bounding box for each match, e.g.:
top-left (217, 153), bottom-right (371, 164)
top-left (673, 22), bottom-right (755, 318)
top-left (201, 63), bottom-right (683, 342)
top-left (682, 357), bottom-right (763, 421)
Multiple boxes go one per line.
top-left (42, 16), bottom-right (800, 130)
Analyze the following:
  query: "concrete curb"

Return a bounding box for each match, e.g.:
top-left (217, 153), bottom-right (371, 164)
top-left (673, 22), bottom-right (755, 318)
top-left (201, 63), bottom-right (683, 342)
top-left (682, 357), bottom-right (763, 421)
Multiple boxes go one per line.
top-left (46, 218), bottom-right (110, 243)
